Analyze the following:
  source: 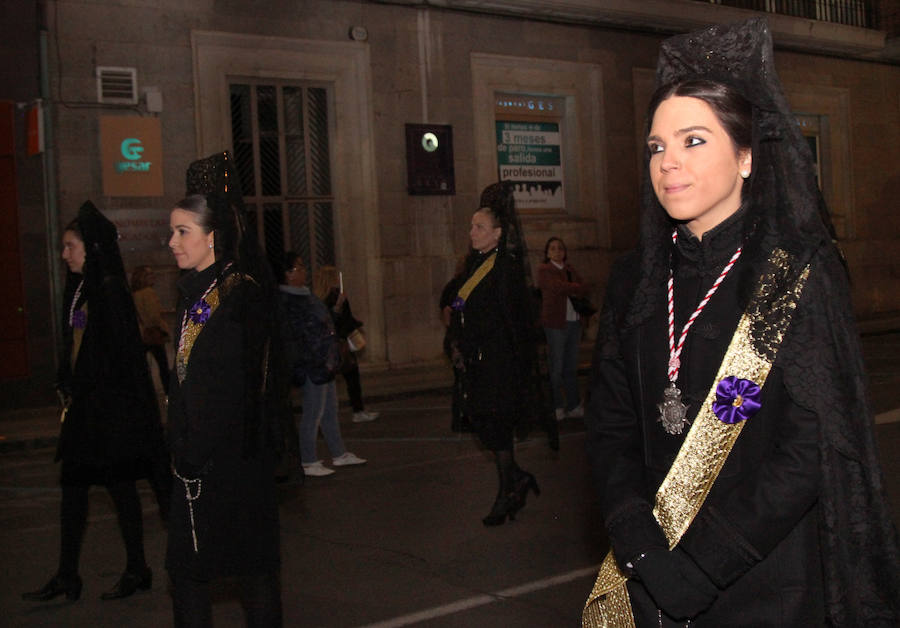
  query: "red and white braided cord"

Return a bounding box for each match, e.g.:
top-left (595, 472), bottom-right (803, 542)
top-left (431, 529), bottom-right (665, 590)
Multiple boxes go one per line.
top-left (667, 230), bottom-right (742, 382)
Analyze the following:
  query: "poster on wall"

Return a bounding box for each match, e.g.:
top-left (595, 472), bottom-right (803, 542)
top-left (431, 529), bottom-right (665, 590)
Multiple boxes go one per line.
top-left (495, 121), bottom-right (564, 210)
top-left (100, 116), bottom-right (164, 197)
top-left (102, 208), bottom-right (171, 254)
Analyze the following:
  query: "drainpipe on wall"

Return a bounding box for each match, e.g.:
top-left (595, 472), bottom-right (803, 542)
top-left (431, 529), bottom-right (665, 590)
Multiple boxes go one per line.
top-left (40, 28), bottom-right (63, 364)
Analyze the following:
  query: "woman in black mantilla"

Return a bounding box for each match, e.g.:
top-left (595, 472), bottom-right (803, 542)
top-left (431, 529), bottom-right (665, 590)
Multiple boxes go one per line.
top-left (583, 19), bottom-right (900, 627)
top-left (23, 201), bottom-right (166, 603)
top-left (165, 153), bottom-right (287, 627)
top-left (448, 181), bottom-right (541, 526)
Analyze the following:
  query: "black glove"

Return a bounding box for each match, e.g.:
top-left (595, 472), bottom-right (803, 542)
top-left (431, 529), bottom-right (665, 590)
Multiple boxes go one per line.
top-left (631, 547), bottom-right (719, 620)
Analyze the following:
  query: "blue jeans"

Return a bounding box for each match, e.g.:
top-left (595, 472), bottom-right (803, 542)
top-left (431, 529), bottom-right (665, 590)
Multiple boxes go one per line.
top-left (299, 379), bottom-right (346, 464)
top-left (544, 321), bottom-right (581, 411)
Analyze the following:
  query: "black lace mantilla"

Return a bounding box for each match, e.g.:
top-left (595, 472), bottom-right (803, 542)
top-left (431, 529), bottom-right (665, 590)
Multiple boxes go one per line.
top-left (779, 247), bottom-right (900, 626)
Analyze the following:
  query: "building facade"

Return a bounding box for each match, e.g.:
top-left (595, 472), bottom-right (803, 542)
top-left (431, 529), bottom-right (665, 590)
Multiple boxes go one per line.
top-left (2, 0), bottom-right (899, 408)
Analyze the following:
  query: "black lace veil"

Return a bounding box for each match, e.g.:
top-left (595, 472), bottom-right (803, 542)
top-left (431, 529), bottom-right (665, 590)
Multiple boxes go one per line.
top-left (185, 151), bottom-right (274, 291)
top-left (72, 200), bottom-right (128, 299)
top-left (478, 180), bottom-right (558, 449)
top-left (59, 200), bottom-right (159, 427)
top-left (627, 18), bottom-right (839, 330)
top-left (184, 151), bottom-right (287, 458)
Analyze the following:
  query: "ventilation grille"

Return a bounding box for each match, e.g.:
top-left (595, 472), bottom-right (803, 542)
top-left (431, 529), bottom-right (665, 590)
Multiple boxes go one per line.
top-left (96, 66), bottom-right (138, 104)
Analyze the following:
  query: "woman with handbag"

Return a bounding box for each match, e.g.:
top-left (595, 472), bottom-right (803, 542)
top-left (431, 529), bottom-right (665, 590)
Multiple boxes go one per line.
top-left (537, 236), bottom-right (591, 421)
top-left (131, 265), bottom-right (170, 396)
top-left (313, 266), bottom-right (379, 423)
top-left (281, 253), bottom-right (367, 477)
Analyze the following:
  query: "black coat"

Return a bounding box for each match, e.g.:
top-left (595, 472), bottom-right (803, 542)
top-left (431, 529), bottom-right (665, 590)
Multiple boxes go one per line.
top-left (56, 269), bottom-right (164, 480)
top-left (586, 218), bottom-right (826, 626)
top-left (449, 251), bottom-right (532, 450)
top-left (279, 286), bottom-right (341, 386)
top-left (165, 263), bottom-right (280, 579)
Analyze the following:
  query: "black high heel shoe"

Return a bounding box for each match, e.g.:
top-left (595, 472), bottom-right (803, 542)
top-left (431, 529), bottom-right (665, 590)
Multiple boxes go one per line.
top-left (515, 471), bottom-right (540, 504)
top-left (22, 574), bottom-right (83, 602)
top-left (482, 492), bottom-right (521, 526)
top-left (100, 567), bottom-right (152, 600)
top-left (508, 471), bottom-right (540, 518)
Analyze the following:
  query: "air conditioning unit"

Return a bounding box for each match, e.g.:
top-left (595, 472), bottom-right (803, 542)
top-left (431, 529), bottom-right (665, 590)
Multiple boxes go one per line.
top-left (96, 66), bottom-right (138, 104)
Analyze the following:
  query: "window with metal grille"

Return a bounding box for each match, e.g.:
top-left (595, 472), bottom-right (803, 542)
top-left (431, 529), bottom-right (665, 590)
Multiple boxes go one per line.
top-left (229, 81), bottom-right (335, 276)
top-left (697, 0), bottom-right (873, 28)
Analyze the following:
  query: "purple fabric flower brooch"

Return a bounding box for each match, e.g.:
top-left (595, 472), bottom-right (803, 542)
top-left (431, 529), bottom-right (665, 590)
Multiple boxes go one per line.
top-left (70, 309), bottom-right (87, 329)
top-left (712, 376), bottom-right (761, 424)
top-left (188, 299), bottom-right (212, 325)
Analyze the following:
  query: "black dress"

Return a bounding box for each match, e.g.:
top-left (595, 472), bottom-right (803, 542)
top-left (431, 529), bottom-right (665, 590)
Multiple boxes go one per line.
top-left (57, 269), bottom-right (164, 483)
top-left (165, 263), bottom-right (280, 580)
top-left (449, 250), bottom-right (531, 451)
top-left (586, 210), bottom-right (899, 625)
top-left (40, 200), bottom-right (164, 593)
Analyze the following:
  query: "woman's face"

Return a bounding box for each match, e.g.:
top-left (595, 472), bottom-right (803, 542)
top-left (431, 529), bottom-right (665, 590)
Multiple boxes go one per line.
top-left (547, 239), bottom-right (566, 264)
top-left (470, 210), bottom-right (501, 253)
top-left (285, 258), bottom-right (307, 287)
top-left (61, 230), bottom-right (86, 274)
top-left (169, 208), bottom-right (215, 271)
top-left (648, 96), bottom-right (751, 239)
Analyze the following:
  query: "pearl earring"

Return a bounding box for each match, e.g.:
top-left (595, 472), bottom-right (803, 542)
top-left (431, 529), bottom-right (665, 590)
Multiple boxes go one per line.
top-left (208, 243), bottom-right (214, 249)
top-left (740, 170), bottom-right (750, 179)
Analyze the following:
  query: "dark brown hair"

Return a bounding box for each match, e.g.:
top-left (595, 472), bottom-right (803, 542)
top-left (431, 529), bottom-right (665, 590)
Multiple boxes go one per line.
top-left (647, 79), bottom-right (753, 154)
top-left (543, 236), bottom-right (567, 263)
top-left (173, 194), bottom-right (215, 234)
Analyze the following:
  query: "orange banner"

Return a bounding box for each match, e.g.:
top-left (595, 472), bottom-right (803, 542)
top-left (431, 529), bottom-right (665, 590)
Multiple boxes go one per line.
top-left (100, 116), bottom-right (164, 197)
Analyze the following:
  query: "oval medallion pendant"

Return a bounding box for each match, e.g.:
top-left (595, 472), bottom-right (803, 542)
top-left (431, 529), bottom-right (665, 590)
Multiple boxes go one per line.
top-left (657, 382), bottom-right (689, 435)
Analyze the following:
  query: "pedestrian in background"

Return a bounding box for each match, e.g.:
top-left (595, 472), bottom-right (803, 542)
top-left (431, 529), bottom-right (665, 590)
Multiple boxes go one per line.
top-left (23, 201), bottom-right (165, 603)
top-left (584, 19), bottom-right (900, 627)
top-left (280, 252), bottom-right (367, 477)
top-left (448, 181), bottom-right (541, 526)
top-left (537, 236), bottom-right (588, 421)
top-left (131, 264), bottom-right (171, 396)
top-left (165, 153), bottom-right (288, 627)
top-left (313, 265), bottom-right (379, 423)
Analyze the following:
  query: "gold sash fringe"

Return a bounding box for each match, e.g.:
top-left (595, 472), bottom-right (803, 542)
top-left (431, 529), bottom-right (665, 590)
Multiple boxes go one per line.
top-left (583, 249), bottom-right (810, 627)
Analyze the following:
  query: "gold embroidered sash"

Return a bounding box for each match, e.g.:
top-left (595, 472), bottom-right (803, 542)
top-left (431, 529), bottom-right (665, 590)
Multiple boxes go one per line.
top-left (175, 287), bottom-right (221, 384)
top-left (583, 249), bottom-right (810, 627)
top-left (456, 252), bottom-right (497, 304)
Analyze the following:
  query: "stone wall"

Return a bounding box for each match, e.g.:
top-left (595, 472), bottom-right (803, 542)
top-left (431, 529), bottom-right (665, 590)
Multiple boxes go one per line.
top-left (11, 0), bottom-right (900, 397)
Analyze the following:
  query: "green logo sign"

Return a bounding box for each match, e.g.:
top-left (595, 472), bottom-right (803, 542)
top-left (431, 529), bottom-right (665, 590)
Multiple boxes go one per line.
top-left (121, 138), bottom-right (144, 160)
top-left (116, 138), bottom-right (151, 173)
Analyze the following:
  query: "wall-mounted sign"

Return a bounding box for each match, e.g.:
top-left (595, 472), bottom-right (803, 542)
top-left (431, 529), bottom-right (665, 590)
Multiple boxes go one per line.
top-left (405, 124), bottom-right (455, 195)
top-left (100, 116), bottom-right (163, 197)
top-left (495, 121), bottom-right (563, 210)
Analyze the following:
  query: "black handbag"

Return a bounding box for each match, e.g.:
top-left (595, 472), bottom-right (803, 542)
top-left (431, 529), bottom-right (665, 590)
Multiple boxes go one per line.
top-left (566, 269), bottom-right (597, 318)
top-left (570, 296), bottom-right (597, 318)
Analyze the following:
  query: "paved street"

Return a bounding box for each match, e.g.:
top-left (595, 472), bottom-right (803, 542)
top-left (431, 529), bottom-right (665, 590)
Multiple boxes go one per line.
top-left (3, 331), bottom-right (900, 627)
top-left (3, 390), bottom-right (605, 627)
